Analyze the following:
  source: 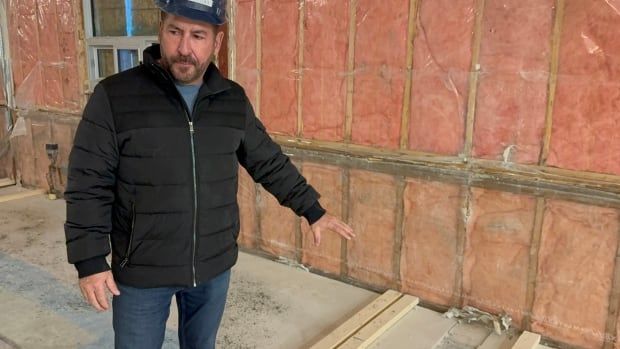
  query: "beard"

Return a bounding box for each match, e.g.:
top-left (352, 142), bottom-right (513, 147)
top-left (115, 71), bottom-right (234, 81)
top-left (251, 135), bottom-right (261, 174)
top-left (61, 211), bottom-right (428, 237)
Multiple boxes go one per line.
top-left (161, 53), bottom-right (210, 84)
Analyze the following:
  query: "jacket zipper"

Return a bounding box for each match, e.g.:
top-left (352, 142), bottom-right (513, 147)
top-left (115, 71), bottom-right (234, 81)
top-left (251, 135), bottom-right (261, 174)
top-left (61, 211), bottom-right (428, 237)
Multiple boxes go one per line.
top-left (187, 115), bottom-right (198, 287)
top-left (149, 63), bottom-right (222, 287)
top-left (120, 203), bottom-right (136, 269)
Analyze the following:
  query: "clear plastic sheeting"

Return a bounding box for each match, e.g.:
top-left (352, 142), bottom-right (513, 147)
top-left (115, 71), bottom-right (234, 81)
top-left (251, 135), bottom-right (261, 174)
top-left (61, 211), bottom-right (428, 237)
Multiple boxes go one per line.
top-left (8, 0), bottom-right (81, 112)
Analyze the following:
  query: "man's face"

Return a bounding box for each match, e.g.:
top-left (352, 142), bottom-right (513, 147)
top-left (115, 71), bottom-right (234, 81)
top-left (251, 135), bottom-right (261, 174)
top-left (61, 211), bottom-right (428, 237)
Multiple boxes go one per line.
top-left (159, 13), bottom-right (224, 85)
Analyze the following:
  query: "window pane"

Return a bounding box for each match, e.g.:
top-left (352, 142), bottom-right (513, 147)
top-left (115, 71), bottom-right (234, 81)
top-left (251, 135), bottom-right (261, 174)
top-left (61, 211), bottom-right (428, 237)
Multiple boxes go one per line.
top-left (92, 0), bottom-right (159, 37)
top-left (97, 49), bottom-right (115, 78)
top-left (118, 49), bottom-right (139, 72)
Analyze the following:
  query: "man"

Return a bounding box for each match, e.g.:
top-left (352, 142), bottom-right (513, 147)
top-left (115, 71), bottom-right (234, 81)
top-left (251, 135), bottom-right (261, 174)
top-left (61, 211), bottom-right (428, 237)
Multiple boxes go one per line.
top-left (64, 0), bottom-right (354, 348)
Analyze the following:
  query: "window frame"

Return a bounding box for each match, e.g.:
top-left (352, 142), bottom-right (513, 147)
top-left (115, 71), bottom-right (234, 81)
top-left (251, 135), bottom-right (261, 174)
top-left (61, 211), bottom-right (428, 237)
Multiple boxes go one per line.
top-left (82, 0), bottom-right (159, 91)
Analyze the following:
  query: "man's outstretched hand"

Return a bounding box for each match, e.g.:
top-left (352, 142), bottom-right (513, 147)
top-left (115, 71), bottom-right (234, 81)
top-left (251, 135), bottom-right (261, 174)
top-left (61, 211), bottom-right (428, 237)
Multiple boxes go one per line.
top-left (79, 270), bottom-right (120, 311)
top-left (310, 214), bottom-right (355, 246)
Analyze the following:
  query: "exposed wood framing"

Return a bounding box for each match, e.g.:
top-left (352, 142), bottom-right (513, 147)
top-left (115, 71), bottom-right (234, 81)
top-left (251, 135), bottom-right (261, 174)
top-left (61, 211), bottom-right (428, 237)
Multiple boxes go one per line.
top-left (227, 0), bottom-right (236, 81)
top-left (273, 135), bottom-right (620, 207)
top-left (255, 0), bottom-right (262, 118)
top-left (392, 178), bottom-right (406, 290)
top-left (454, 185), bottom-right (470, 306)
top-left (539, 0), bottom-right (566, 165)
top-left (344, 0), bottom-right (357, 141)
top-left (0, 0), bottom-right (15, 108)
top-left (254, 182), bottom-right (263, 250)
top-left (295, 161), bottom-right (306, 262)
top-left (462, 0), bottom-right (486, 157)
top-left (399, 0), bottom-right (421, 150)
top-left (524, 198), bottom-right (546, 330)
top-left (341, 167), bottom-right (351, 277)
top-left (603, 215), bottom-right (620, 349)
top-left (296, 0), bottom-right (305, 137)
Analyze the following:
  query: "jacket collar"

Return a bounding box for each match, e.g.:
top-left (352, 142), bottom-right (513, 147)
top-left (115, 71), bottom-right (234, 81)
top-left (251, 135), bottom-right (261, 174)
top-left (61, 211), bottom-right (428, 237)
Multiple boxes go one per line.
top-left (143, 44), bottom-right (231, 96)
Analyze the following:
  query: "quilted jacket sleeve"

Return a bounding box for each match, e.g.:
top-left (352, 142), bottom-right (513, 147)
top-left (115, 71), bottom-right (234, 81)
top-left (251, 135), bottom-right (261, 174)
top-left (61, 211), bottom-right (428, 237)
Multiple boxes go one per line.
top-left (64, 84), bottom-right (119, 278)
top-left (237, 97), bottom-right (325, 223)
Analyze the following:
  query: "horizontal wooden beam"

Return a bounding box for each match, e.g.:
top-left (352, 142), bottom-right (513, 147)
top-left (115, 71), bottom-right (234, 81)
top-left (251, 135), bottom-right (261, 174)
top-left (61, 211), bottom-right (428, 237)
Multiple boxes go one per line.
top-left (273, 135), bottom-right (620, 208)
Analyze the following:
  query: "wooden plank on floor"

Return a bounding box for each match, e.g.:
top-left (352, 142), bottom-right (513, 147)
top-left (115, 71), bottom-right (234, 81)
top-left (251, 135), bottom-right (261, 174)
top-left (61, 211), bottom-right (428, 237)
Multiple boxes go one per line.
top-left (309, 290), bottom-right (403, 349)
top-left (367, 307), bottom-right (456, 349)
top-left (512, 331), bottom-right (541, 349)
top-left (339, 295), bottom-right (419, 349)
top-left (0, 178), bottom-right (15, 188)
top-left (0, 189), bottom-right (45, 203)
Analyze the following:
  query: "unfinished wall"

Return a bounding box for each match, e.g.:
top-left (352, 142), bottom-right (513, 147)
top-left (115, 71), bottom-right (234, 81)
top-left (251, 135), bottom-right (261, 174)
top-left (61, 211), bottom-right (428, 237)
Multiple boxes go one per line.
top-left (3, 0), bottom-right (620, 348)
top-left (2, 0), bottom-right (85, 189)
top-left (231, 1), bottom-right (620, 348)
top-left (8, 0), bottom-right (83, 112)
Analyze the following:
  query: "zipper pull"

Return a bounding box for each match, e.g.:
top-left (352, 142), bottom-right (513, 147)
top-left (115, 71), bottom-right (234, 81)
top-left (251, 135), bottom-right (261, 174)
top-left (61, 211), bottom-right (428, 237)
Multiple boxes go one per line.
top-left (120, 258), bottom-right (129, 269)
top-left (189, 121), bottom-right (194, 134)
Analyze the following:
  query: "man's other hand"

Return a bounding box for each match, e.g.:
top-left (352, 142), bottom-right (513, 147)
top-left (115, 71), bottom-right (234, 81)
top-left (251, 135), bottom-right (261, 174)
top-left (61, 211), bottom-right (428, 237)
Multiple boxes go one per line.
top-left (79, 270), bottom-right (120, 311)
top-left (310, 214), bottom-right (355, 246)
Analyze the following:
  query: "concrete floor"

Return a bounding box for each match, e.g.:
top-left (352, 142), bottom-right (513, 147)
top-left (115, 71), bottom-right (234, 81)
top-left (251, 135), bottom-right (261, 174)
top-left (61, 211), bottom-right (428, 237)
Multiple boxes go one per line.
top-left (0, 186), bottom-right (377, 348)
top-left (0, 186), bottom-right (555, 349)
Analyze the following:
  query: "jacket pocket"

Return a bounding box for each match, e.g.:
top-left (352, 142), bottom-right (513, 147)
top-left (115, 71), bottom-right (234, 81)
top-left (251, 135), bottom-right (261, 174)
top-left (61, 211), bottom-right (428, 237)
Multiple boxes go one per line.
top-left (119, 202), bottom-right (136, 269)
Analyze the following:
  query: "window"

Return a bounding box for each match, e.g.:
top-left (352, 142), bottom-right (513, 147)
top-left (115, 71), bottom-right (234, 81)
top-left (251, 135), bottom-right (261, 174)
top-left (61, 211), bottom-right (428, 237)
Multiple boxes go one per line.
top-left (83, 0), bottom-right (160, 90)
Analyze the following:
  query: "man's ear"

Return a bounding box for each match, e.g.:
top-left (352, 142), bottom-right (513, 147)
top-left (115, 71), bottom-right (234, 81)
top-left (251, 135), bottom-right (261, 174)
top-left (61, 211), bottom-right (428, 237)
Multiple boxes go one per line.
top-left (213, 30), bottom-right (225, 58)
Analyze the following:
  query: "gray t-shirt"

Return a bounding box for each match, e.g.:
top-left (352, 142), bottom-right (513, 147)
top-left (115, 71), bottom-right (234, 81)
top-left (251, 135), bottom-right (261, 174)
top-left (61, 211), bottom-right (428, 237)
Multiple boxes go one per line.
top-left (175, 82), bottom-right (202, 118)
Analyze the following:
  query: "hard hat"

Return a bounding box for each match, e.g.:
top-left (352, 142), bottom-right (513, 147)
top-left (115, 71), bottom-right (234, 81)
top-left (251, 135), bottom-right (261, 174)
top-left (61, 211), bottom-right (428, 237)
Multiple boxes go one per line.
top-left (155, 0), bottom-right (227, 26)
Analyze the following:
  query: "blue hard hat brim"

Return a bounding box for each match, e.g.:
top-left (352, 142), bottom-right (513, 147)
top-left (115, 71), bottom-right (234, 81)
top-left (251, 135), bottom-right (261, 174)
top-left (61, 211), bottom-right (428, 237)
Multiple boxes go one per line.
top-left (157, 2), bottom-right (227, 26)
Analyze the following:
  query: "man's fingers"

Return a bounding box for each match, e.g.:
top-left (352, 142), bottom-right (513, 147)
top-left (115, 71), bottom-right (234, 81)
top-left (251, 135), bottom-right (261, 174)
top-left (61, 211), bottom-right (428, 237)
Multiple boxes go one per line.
top-left (85, 287), bottom-right (105, 311)
top-left (330, 220), bottom-right (354, 239)
top-left (94, 285), bottom-right (110, 311)
top-left (313, 228), bottom-right (321, 246)
top-left (105, 276), bottom-right (121, 296)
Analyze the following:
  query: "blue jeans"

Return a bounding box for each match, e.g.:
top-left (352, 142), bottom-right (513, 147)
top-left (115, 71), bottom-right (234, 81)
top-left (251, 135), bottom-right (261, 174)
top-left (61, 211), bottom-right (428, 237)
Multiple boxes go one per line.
top-left (112, 269), bottom-right (231, 349)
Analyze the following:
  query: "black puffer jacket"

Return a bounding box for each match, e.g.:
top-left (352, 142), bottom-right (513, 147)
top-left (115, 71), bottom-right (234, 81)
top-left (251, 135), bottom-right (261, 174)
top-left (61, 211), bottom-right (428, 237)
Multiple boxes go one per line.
top-left (65, 45), bottom-right (324, 288)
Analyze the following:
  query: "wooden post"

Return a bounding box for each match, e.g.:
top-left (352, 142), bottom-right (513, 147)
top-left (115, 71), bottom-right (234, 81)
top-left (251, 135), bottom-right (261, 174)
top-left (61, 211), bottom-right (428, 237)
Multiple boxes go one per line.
top-left (538, 0), bottom-right (565, 166)
top-left (344, 0), bottom-right (357, 142)
top-left (524, 198), bottom-right (546, 330)
top-left (603, 215), bottom-right (620, 349)
top-left (462, 0), bottom-right (486, 158)
top-left (399, 0), bottom-right (420, 150)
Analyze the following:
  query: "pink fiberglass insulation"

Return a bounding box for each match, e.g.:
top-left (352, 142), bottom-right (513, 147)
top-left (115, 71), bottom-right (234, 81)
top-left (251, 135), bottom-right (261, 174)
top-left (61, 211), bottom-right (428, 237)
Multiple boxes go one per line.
top-left (301, 0), bottom-right (349, 142)
top-left (472, 0), bottom-right (554, 164)
top-left (409, 0), bottom-right (475, 155)
top-left (351, 0), bottom-right (409, 149)
top-left (547, 0), bottom-right (620, 175)
top-left (260, 0), bottom-right (299, 136)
